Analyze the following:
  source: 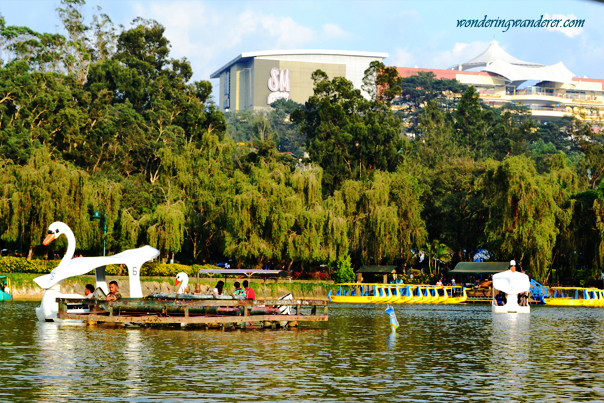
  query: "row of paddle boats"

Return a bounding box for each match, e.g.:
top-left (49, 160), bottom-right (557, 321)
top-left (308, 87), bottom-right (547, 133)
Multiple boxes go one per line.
top-left (544, 287), bottom-right (604, 307)
top-left (328, 283), bottom-right (468, 304)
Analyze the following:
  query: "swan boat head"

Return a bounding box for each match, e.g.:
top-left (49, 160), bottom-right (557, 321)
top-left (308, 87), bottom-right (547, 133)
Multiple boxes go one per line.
top-left (35, 222), bottom-right (77, 290)
top-left (175, 272), bottom-right (189, 294)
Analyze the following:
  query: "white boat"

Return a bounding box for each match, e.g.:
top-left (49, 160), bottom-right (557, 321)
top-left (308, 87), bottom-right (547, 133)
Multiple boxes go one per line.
top-left (34, 221), bottom-right (159, 322)
top-left (491, 270), bottom-right (531, 314)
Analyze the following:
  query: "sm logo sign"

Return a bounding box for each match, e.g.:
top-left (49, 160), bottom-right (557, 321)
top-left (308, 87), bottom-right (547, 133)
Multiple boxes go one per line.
top-left (267, 67), bottom-right (291, 104)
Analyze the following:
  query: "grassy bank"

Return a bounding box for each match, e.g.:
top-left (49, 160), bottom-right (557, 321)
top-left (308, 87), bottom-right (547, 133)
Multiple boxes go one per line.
top-left (1, 273), bottom-right (337, 300)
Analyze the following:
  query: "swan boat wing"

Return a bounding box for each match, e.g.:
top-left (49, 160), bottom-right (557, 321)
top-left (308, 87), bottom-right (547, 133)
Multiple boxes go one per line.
top-left (34, 245), bottom-right (160, 290)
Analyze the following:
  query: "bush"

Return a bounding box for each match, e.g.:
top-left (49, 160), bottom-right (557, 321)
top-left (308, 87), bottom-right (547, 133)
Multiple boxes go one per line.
top-left (310, 271), bottom-right (330, 281)
top-left (0, 257), bottom-right (57, 274)
top-left (0, 257), bottom-right (219, 277)
top-left (332, 255), bottom-right (355, 283)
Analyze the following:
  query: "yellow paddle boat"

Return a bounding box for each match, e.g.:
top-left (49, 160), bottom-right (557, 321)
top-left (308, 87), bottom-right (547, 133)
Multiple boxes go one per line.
top-left (406, 285), bottom-right (424, 304)
top-left (596, 289), bottom-right (604, 307)
top-left (329, 283), bottom-right (378, 303)
top-left (424, 286), bottom-right (440, 304)
top-left (543, 287), bottom-right (589, 306)
top-left (441, 286), bottom-right (468, 304)
top-left (584, 288), bottom-right (599, 307)
top-left (434, 286), bottom-right (448, 303)
top-left (393, 285), bottom-right (413, 304)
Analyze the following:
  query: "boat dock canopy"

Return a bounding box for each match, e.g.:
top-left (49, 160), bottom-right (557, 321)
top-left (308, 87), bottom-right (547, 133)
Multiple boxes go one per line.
top-left (449, 262), bottom-right (509, 274)
top-left (198, 269), bottom-right (290, 278)
top-left (355, 265), bottom-right (397, 274)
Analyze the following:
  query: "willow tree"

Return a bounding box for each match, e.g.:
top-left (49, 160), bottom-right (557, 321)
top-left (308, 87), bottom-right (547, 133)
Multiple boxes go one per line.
top-left (287, 166), bottom-right (348, 268)
top-left (143, 200), bottom-right (185, 262)
top-left (158, 133), bottom-right (232, 263)
top-left (390, 169), bottom-right (427, 265)
top-left (87, 177), bottom-right (121, 254)
top-left (224, 161), bottom-right (297, 268)
top-left (1, 148), bottom-right (92, 259)
top-left (340, 170), bottom-right (425, 266)
top-left (484, 155), bottom-right (578, 282)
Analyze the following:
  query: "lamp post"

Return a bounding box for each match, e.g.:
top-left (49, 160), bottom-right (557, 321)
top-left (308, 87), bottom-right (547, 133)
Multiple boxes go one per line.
top-left (92, 205), bottom-right (107, 256)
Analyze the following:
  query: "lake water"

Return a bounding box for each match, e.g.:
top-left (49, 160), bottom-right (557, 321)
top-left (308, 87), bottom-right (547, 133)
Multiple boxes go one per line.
top-left (1, 301), bottom-right (604, 402)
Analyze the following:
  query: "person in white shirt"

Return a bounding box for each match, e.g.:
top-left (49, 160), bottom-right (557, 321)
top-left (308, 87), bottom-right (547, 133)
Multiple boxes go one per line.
top-left (84, 284), bottom-right (95, 299)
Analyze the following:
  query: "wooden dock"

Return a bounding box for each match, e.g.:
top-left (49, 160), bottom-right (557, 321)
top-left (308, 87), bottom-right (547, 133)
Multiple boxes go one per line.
top-left (56, 296), bottom-right (328, 328)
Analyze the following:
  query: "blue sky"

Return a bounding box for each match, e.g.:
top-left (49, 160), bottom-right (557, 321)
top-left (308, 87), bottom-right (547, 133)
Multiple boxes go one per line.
top-left (0, 0), bottom-right (601, 100)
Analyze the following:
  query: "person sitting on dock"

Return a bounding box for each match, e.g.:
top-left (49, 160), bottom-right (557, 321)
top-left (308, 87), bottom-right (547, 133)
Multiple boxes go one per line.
top-left (243, 280), bottom-right (256, 300)
top-left (106, 281), bottom-right (122, 301)
top-left (84, 284), bottom-right (95, 299)
top-left (233, 282), bottom-right (246, 299)
top-left (212, 281), bottom-right (224, 296)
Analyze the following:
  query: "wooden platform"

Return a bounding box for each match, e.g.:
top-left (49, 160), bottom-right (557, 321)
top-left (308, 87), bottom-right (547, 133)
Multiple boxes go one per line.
top-left (56, 297), bottom-right (328, 328)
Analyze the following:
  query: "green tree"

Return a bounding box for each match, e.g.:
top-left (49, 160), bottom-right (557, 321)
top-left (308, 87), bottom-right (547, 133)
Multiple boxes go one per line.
top-left (0, 148), bottom-right (94, 259)
top-left (332, 254), bottom-right (355, 283)
top-left (484, 155), bottom-right (578, 282)
top-left (292, 70), bottom-right (403, 194)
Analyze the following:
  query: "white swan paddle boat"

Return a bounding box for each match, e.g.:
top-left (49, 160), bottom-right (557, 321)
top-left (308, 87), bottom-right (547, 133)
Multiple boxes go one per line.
top-left (34, 221), bottom-right (160, 322)
top-left (491, 269), bottom-right (531, 314)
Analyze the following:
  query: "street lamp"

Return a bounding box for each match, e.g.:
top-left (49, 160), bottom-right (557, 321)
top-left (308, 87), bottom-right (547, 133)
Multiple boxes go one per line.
top-left (92, 205), bottom-right (107, 256)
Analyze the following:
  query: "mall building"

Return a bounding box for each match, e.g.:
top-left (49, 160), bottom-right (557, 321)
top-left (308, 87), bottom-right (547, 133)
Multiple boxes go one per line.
top-left (396, 40), bottom-right (604, 122)
top-left (211, 42), bottom-right (603, 121)
top-left (210, 50), bottom-right (388, 112)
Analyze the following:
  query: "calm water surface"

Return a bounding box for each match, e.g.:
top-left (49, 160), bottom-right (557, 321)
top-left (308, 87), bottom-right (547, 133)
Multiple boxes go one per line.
top-left (1, 301), bottom-right (604, 402)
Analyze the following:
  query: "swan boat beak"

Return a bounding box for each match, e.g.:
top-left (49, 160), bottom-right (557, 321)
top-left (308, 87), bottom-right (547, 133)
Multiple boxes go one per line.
top-left (43, 233), bottom-right (56, 245)
top-left (175, 279), bottom-right (181, 287)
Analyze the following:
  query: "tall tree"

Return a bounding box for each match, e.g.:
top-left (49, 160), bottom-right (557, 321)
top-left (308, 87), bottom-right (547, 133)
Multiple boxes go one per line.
top-left (292, 70), bottom-right (403, 194)
top-left (484, 155), bottom-right (578, 282)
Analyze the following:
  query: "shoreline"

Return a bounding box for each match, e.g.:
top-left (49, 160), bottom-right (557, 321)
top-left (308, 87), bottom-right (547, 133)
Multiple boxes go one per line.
top-left (2, 273), bottom-right (336, 301)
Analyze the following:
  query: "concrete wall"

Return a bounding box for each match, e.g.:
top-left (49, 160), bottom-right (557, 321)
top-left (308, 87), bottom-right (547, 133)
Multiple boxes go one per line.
top-left (252, 58), bottom-right (346, 110)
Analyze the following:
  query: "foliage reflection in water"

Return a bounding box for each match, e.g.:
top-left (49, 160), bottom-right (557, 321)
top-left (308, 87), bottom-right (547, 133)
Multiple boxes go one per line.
top-left (2, 301), bottom-right (604, 401)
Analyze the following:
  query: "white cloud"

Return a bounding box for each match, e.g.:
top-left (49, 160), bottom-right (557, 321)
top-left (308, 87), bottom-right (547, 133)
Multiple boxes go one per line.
top-left (391, 48), bottom-right (415, 67)
top-left (257, 13), bottom-right (317, 48)
top-left (429, 41), bottom-right (489, 69)
top-left (321, 23), bottom-right (352, 40)
top-left (543, 13), bottom-right (584, 38)
top-left (131, 1), bottom-right (337, 85)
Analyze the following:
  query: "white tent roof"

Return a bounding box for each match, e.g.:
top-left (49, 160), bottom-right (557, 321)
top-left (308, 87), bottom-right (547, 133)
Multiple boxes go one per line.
top-left (483, 59), bottom-right (575, 84)
top-left (449, 40), bottom-right (542, 71)
top-left (448, 40), bottom-right (575, 84)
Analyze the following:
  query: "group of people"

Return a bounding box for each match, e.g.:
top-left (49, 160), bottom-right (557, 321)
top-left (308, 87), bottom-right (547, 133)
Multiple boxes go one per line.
top-left (212, 280), bottom-right (256, 300)
top-left (82, 279), bottom-right (257, 301)
top-left (435, 278), bottom-right (456, 287)
top-left (83, 280), bottom-right (121, 301)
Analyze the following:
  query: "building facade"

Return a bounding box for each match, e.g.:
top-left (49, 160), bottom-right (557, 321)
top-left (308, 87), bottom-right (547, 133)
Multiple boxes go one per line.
top-left (397, 41), bottom-right (604, 122)
top-left (210, 50), bottom-right (388, 112)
